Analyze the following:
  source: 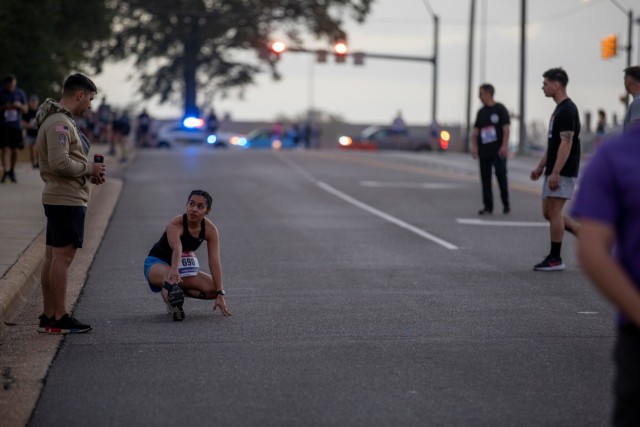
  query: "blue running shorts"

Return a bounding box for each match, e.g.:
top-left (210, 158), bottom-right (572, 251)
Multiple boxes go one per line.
top-left (144, 256), bottom-right (169, 293)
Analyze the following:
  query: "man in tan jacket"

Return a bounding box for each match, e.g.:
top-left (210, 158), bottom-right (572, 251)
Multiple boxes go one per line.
top-left (36, 73), bottom-right (106, 334)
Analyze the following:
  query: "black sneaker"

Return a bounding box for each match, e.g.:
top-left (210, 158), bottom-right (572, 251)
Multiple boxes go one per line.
top-left (533, 255), bottom-right (565, 272)
top-left (478, 208), bottom-right (493, 215)
top-left (47, 313), bottom-right (92, 334)
top-left (8, 170), bottom-right (16, 183)
top-left (0, 172), bottom-right (6, 183)
top-left (168, 284), bottom-right (185, 321)
top-left (37, 313), bottom-right (53, 333)
top-left (503, 206), bottom-right (511, 214)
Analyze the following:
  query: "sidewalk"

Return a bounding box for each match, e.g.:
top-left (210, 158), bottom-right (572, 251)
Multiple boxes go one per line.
top-left (0, 147), bottom-right (127, 325)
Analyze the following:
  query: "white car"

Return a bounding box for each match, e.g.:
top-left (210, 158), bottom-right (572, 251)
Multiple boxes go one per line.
top-left (155, 119), bottom-right (246, 149)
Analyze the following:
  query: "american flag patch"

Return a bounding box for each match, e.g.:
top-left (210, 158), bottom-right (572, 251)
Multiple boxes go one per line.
top-left (55, 125), bottom-right (69, 132)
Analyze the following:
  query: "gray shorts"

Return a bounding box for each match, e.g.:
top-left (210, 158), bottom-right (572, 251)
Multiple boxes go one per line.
top-left (541, 175), bottom-right (576, 199)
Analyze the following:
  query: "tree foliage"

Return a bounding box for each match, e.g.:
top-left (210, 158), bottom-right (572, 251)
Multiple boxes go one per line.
top-left (101, 0), bottom-right (374, 116)
top-left (0, 0), bottom-right (113, 99)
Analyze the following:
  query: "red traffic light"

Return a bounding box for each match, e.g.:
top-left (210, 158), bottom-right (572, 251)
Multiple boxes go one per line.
top-left (334, 41), bottom-right (348, 55)
top-left (439, 130), bottom-right (451, 150)
top-left (271, 41), bottom-right (287, 55)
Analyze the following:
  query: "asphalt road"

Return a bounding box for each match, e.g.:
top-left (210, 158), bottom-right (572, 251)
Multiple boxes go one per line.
top-left (30, 147), bottom-right (614, 427)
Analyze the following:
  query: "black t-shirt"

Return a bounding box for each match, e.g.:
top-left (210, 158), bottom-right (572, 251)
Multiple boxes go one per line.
top-left (545, 98), bottom-right (581, 177)
top-left (473, 102), bottom-right (510, 158)
top-left (148, 214), bottom-right (206, 263)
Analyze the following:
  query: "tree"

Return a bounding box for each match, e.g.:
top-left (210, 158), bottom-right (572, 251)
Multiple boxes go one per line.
top-left (101, 0), bottom-right (373, 117)
top-left (0, 0), bottom-right (113, 99)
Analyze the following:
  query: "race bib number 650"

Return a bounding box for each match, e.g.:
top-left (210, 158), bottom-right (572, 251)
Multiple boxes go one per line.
top-left (179, 251), bottom-right (200, 277)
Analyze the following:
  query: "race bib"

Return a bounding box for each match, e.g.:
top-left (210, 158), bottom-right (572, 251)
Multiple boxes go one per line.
top-left (480, 126), bottom-right (497, 144)
top-left (4, 109), bottom-right (18, 122)
top-left (179, 251), bottom-right (200, 277)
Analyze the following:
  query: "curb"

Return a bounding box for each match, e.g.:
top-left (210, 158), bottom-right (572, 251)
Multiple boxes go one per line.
top-left (0, 233), bottom-right (44, 326)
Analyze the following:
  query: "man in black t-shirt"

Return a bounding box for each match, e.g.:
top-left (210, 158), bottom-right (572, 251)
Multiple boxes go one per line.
top-left (472, 83), bottom-right (511, 215)
top-left (530, 67), bottom-right (581, 272)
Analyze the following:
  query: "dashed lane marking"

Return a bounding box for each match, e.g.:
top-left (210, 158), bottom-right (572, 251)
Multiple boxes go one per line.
top-left (360, 181), bottom-right (467, 190)
top-left (456, 218), bottom-right (549, 227)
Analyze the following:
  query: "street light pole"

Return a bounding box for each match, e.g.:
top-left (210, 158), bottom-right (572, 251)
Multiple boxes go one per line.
top-left (421, 0), bottom-right (440, 130)
top-left (626, 9), bottom-right (634, 68)
top-left (608, 1), bottom-right (634, 110)
top-left (637, 16), bottom-right (640, 64)
top-left (432, 15), bottom-right (439, 128)
top-left (465, 0), bottom-right (477, 153)
top-left (518, 0), bottom-right (527, 154)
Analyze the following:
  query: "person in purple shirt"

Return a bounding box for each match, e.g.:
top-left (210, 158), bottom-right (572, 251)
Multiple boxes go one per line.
top-left (572, 124), bottom-right (640, 427)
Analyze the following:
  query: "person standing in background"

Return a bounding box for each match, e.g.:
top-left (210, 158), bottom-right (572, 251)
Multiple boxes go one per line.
top-left (112, 110), bottom-right (131, 163)
top-left (471, 83), bottom-right (511, 215)
top-left (0, 75), bottom-right (28, 183)
top-left (391, 110), bottom-right (407, 135)
top-left (136, 108), bottom-right (152, 147)
top-left (622, 66), bottom-right (640, 132)
top-left (22, 95), bottom-right (40, 168)
top-left (593, 109), bottom-right (606, 151)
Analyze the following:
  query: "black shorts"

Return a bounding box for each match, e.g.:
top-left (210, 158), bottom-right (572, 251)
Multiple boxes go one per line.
top-left (0, 127), bottom-right (23, 149)
top-left (614, 324), bottom-right (640, 427)
top-left (43, 204), bottom-right (87, 248)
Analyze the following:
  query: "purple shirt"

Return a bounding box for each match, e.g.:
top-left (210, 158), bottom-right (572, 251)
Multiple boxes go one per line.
top-left (571, 125), bottom-right (640, 325)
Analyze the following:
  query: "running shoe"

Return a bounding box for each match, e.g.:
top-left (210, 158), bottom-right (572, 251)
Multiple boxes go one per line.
top-left (37, 313), bottom-right (53, 333)
top-left (533, 255), bottom-right (565, 272)
top-left (47, 314), bottom-right (92, 334)
top-left (167, 284), bottom-right (185, 321)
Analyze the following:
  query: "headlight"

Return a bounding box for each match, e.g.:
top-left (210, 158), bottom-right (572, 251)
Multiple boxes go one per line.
top-left (272, 139), bottom-right (282, 150)
top-left (229, 136), bottom-right (248, 146)
top-left (182, 117), bottom-right (204, 129)
top-left (207, 135), bottom-right (217, 144)
top-left (338, 136), bottom-right (352, 146)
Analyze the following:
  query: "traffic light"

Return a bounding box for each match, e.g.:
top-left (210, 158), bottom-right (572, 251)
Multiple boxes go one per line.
top-left (439, 130), bottom-right (451, 151)
top-left (334, 41), bottom-right (348, 64)
top-left (316, 49), bottom-right (328, 63)
top-left (353, 52), bottom-right (365, 66)
top-left (601, 34), bottom-right (617, 60)
top-left (270, 41), bottom-right (286, 59)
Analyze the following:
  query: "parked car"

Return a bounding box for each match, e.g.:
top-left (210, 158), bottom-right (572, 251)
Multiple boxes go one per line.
top-left (243, 127), bottom-right (297, 149)
top-left (154, 119), bottom-right (245, 149)
top-left (338, 126), bottom-right (433, 151)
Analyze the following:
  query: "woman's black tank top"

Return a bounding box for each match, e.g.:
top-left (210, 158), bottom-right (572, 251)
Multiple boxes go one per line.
top-left (148, 214), bottom-right (206, 263)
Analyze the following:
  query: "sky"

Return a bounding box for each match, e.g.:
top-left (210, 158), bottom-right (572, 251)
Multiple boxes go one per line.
top-left (93, 0), bottom-right (638, 130)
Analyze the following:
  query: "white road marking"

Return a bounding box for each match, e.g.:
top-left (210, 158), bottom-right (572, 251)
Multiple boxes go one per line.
top-left (577, 311), bottom-right (599, 315)
top-left (317, 181), bottom-right (459, 250)
top-left (276, 152), bottom-right (459, 250)
top-left (360, 181), bottom-right (466, 190)
top-left (456, 218), bottom-right (549, 227)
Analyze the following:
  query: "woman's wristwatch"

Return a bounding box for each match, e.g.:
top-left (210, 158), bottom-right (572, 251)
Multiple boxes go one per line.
top-left (215, 290), bottom-right (226, 297)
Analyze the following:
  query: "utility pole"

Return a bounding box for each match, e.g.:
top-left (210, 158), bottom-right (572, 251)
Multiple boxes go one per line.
top-left (432, 15), bottom-right (439, 128)
top-left (626, 9), bottom-right (634, 69)
top-left (421, 0), bottom-right (440, 134)
top-left (464, 0), bottom-right (477, 153)
top-left (518, 0), bottom-right (527, 154)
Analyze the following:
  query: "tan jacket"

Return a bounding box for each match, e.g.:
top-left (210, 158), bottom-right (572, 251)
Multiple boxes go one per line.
top-left (36, 99), bottom-right (95, 206)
